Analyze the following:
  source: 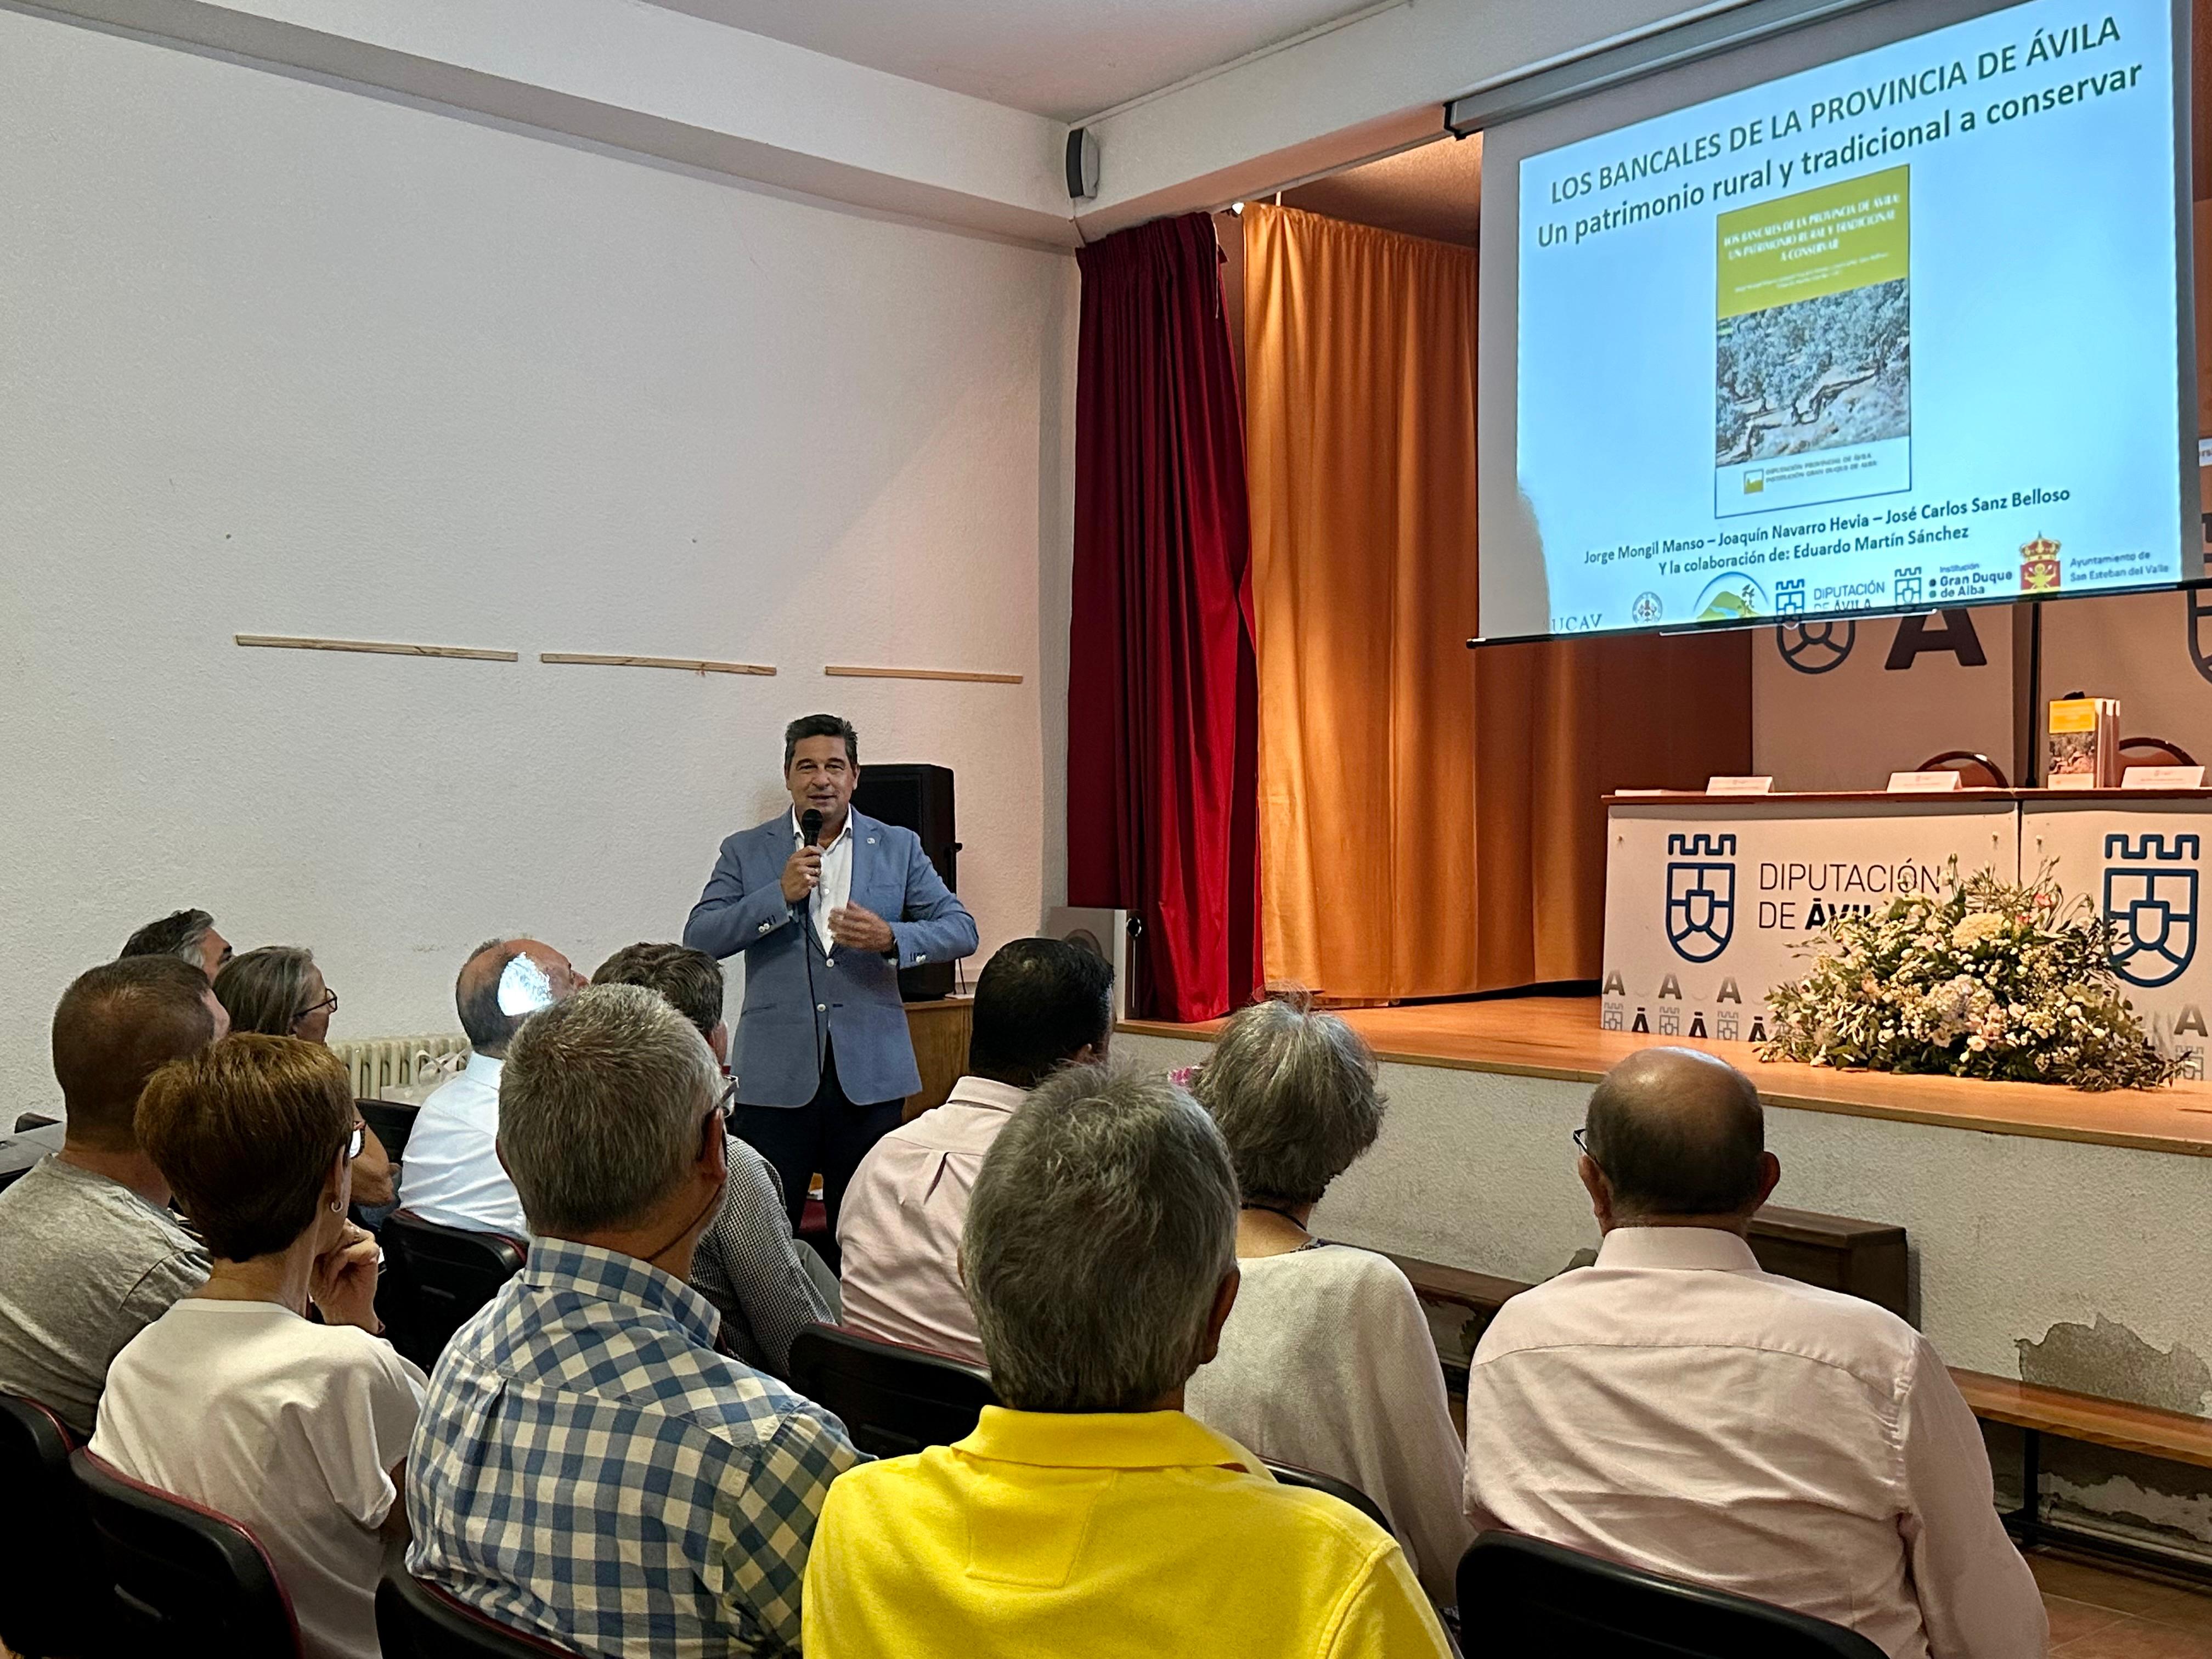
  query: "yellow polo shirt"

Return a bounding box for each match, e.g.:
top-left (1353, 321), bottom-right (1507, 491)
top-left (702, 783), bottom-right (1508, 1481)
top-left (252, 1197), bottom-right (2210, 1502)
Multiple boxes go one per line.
top-left (800, 1406), bottom-right (1451, 1658)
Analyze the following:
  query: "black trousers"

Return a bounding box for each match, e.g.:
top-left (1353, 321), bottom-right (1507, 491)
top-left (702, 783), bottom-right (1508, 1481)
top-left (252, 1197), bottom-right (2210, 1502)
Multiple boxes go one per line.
top-left (728, 1040), bottom-right (904, 1262)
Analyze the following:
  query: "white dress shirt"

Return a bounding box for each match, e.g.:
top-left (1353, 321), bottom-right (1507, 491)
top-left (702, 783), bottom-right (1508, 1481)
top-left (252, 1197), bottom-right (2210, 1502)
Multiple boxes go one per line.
top-left (396, 1054), bottom-right (526, 1238)
top-left (835, 1075), bottom-right (1027, 1365)
top-left (1185, 1245), bottom-right (1474, 1605)
top-left (1462, 1227), bottom-right (2046, 1659)
top-left (795, 808), bottom-right (854, 957)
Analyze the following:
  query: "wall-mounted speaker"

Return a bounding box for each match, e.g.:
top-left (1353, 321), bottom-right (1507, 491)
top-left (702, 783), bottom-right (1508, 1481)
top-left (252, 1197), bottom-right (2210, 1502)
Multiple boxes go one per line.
top-left (852, 764), bottom-right (957, 1002)
top-left (1065, 128), bottom-right (1101, 201)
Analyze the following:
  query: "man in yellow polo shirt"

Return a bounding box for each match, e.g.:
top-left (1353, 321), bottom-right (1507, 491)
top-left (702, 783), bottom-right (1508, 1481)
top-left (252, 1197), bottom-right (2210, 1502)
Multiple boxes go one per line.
top-left (800, 1066), bottom-right (1451, 1658)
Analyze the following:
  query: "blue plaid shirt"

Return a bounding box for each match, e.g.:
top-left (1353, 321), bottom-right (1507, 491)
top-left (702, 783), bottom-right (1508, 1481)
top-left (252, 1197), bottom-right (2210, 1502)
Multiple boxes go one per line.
top-left (406, 1238), bottom-right (859, 1656)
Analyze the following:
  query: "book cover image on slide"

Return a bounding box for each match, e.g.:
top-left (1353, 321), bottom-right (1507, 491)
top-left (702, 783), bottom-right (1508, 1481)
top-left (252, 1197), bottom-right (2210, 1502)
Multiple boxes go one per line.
top-left (1715, 166), bottom-right (1911, 517)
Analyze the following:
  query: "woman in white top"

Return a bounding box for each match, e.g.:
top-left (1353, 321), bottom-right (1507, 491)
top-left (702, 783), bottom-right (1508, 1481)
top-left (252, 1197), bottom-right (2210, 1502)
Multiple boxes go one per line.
top-left (93, 1034), bottom-right (426, 1659)
top-left (1183, 997), bottom-right (1474, 1606)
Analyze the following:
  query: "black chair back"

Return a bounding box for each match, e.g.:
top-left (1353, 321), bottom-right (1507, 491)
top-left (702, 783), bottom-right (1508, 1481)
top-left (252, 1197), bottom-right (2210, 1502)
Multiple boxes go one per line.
top-left (1, 1393), bottom-right (119, 1658)
top-left (1457, 1532), bottom-right (1888, 1658)
top-left (71, 1448), bottom-right (301, 1659)
top-left (786, 1323), bottom-right (998, 1458)
top-left (1263, 1458), bottom-right (1393, 1533)
top-left (376, 1567), bottom-right (582, 1658)
top-left (380, 1210), bottom-right (526, 1370)
top-left (358, 1099), bottom-right (421, 1163)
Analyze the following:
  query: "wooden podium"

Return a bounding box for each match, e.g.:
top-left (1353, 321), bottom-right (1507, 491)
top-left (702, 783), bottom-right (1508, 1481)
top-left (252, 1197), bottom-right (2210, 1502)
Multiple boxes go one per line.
top-left (902, 997), bottom-right (972, 1122)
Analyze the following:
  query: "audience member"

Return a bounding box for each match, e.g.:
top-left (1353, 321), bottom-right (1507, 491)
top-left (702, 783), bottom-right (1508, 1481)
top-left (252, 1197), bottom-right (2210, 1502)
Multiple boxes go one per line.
top-left (216, 944), bottom-right (394, 1211)
top-left (802, 1066), bottom-right (1451, 1658)
top-left (0, 958), bottom-right (222, 1434)
top-left (399, 936), bottom-right (585, 1235)
top-left (1463, 1047), bottom-right (2046, 1659)
top-left (409, 985), bottom-right (859, 1656)
top-left (836, 936), bottom-right (1111, 1364)
top-left (1184, 997), bottom-right (1471, 1605)
top-left (92, 1036), bottom-right (424, 1659)
top-left (119, 906), bottom-right (232, 979)
top-left (591, 942), bottom-right (834, 1375)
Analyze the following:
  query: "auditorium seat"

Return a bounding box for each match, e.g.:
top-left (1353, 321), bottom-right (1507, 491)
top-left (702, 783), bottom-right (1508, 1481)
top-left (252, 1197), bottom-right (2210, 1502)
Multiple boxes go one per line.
top-left (71, 1447), bottom-right (302, 1659)
top-left (1, 1392), bottom-right (117, 1659)
top-left (377, 1210), bottom-right (526, 1371)
top-left (785, 1323), bottom-right (997, 1458)
top-left (357, 1099), bottom-right (420, 1164)
top-left (376, 1567), bottom-right (583, 1658)
top-left (1457, 1531), bottom-right (1885, 1658)
top-left (1262, 1458), bottom-right (1392, 1533)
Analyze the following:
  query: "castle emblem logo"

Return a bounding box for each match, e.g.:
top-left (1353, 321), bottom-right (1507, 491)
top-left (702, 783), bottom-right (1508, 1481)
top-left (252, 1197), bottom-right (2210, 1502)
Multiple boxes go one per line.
top-left (2020, 534), bottom-right (2061, 594)
top-left (2103, 832), bottom-right (2199, 988)
top-left (1666, 832), bottom-right (1737, 963)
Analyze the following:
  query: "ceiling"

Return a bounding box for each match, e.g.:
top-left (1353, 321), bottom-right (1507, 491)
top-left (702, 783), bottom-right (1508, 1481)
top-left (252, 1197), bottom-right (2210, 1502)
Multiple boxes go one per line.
top-left (640, 0), bottom-right (1386, 121)
top-left (1282, 134), bottom-right (1483, 247)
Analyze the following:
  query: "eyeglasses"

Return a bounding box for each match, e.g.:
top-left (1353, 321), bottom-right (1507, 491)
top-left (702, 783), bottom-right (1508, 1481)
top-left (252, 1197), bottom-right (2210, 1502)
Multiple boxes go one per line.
top-left (295, 990), bottom-right (338, 1025)
top-left (701, 1078), bottom-right (736, 1148)
top-left (1572, 1127), bottom-right (1600, 1169)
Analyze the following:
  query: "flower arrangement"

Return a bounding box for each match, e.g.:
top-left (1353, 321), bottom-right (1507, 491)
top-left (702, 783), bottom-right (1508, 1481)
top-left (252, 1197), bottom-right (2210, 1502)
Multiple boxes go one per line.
top-left (1758, 862), bottom-right (2180, 1091)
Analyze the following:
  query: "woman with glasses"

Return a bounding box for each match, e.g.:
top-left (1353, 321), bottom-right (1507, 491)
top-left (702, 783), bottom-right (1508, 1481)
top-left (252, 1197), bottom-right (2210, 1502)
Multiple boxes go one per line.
top-left (215, 945), bottom-right (394, 1212)
top-left (91, 1035), bottom-right (426, 1659)
top-left (1182, 995), bottom-right (1474, 1610)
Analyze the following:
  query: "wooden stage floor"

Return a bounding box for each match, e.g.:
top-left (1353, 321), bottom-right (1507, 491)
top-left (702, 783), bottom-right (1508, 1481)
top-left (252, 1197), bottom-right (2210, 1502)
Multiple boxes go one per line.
top-left (1122, 995), bottom-right (2212, 1159)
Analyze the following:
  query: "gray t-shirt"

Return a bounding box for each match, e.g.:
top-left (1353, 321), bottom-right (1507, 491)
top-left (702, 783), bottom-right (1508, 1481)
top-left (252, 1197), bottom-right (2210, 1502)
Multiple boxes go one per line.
top-left (0, 1156), bottom-right (209, 1435)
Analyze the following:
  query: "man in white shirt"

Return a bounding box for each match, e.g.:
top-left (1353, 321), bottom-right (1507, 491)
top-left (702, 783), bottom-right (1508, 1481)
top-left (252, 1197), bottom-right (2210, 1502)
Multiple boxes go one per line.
top-left (837, 938), bottom-right (1113, 1364)
top-left (397, 938), bottom-right (586, 1237)
top-left (1462, 1047), bottom-right (2046, 1659)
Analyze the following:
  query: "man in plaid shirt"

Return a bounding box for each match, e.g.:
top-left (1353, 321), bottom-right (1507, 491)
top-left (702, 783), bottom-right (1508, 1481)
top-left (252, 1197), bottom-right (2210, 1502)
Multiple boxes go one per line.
top-left (407, 984), bottom-right (860, 1656)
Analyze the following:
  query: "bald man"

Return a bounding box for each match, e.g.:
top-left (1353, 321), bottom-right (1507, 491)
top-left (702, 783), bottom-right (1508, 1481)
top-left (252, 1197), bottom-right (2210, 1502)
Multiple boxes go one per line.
top-left (398, 938), bottom-right (586, 1237)
top-left (1462, 1048), bottom-right (2046, 1659)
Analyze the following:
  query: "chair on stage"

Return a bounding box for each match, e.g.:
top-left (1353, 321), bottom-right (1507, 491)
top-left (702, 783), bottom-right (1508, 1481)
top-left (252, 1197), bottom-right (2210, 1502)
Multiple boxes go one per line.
top-left (71, 1447), bottom-right (302, 1659)
top-left (1456, 1532), bottom-right (1885, 1658)
top-left (785, 1323), bottom-right (998, 1458)
top-left (376, 1567), bottom-right (583, 1659)
top-left (1, 1392), bottom-right (118, 1659)
top-left (2120, 736), bottom-right (2198, 770)
top-left (1262, 1459), bottom-right (1392, 1533)
top-left (377, 1210), bottom-right (526, 1372)
top-left (1912, 750), bottom-right (2010, 789)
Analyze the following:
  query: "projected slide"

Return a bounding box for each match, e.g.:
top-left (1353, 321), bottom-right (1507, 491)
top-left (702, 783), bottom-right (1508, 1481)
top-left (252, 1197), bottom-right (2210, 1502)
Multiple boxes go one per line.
top-left (1514, 0), bottom-right (2184, 636)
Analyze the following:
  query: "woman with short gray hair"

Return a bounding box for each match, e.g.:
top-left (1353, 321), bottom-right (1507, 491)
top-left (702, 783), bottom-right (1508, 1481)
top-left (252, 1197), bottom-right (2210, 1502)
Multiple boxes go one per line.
top-left (1184, 996), bottom-right (1473, 1606)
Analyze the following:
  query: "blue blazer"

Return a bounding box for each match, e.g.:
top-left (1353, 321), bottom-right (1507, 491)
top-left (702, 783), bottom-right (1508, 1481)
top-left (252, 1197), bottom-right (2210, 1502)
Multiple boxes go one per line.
top-left (682, 809), bottom-right (978, 1109)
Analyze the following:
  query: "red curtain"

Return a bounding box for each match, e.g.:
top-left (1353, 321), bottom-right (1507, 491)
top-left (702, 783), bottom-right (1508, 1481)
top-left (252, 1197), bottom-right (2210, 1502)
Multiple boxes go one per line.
top-left (1066, 215), bottom-right (1263, 1023)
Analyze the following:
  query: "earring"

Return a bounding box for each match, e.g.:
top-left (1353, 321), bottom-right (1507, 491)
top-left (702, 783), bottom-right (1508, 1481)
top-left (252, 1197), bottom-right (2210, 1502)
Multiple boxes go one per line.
top-left (329, 1199), bottom-right (343, 1215)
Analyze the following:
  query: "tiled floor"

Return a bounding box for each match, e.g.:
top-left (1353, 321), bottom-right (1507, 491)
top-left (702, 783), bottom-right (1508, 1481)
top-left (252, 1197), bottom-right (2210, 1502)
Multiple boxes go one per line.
top-left (2033, 1550), bottom-right (2212, 1657)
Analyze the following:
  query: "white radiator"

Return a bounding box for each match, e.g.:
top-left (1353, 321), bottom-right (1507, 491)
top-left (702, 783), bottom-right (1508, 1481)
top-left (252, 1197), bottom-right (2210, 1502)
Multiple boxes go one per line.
top-left (328, 1034), bottom-right (471, 1101)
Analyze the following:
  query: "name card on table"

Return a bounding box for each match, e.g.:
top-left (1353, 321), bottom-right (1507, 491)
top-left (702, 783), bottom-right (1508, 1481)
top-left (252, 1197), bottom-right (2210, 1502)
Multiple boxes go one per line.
top-left (1706, 776), bottom-right (1774, 795)
top-left (1887, 770), bottom-right (1965, 793)
top-left (2123, 765), bottom-right (2207, 788)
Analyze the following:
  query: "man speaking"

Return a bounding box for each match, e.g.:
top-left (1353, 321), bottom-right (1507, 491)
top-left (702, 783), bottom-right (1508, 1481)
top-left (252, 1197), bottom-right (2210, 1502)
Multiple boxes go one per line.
top-left (685, 714), bottom-right (978, 1236)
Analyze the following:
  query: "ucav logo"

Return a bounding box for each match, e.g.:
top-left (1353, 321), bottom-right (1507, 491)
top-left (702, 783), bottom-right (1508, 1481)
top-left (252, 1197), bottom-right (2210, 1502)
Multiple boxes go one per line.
top-left (1666, 832), bottom-right (1737, 963)
top-left (2104, 833), bottom-right (2200, 988)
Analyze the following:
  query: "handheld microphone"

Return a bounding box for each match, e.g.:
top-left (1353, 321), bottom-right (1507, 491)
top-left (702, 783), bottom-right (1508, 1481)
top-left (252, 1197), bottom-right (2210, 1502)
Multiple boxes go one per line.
top-left (799, 808), bottom-right (823, 847)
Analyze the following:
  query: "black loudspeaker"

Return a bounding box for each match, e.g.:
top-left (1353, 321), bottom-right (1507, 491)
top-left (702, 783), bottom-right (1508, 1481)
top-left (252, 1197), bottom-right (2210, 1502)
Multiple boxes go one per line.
top-left (851, 764), bottom-right (958, 1002)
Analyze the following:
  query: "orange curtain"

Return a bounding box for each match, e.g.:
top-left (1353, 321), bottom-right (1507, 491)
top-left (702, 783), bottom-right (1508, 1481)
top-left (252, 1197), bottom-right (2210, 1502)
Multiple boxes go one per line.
top-left (1245, 204), bottom-right (1749, 1001)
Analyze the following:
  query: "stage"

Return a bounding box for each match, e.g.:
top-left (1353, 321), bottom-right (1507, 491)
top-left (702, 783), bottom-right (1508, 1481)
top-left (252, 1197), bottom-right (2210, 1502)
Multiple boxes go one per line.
top-left (1124, 995), bottom-right (2212, 1159)
top-left (1115, 991), bottom-right (2212, 1538)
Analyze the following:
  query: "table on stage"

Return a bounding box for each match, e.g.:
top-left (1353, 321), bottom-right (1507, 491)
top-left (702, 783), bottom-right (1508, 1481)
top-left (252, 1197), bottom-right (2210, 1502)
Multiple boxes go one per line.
top-left (1602, 788), bottom-right (2212, 1075)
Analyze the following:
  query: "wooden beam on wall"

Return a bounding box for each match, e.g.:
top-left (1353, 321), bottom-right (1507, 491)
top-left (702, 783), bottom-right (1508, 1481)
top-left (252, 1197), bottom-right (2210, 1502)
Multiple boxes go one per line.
top-left (235, 634), bottom-right (517, 662)
top-left (823, 664), bottom-right (1024, 685)
top-left (540, 653), bottom-right (775, 675)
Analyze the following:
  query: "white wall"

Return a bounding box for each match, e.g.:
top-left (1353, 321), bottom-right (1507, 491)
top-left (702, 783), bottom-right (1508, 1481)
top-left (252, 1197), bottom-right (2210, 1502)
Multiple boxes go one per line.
top-left (0, 10), bottom-right (1077, 1100)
